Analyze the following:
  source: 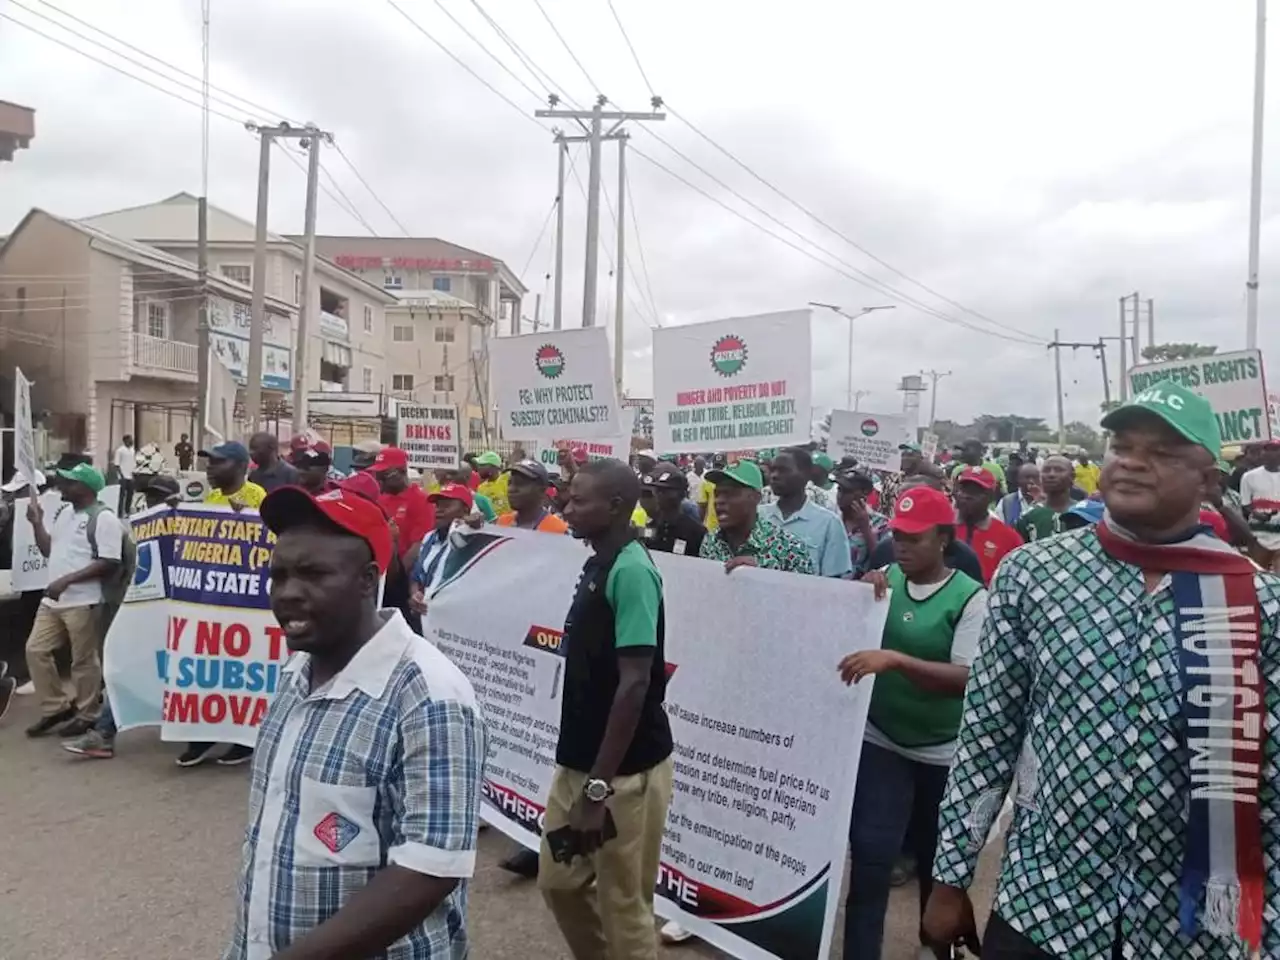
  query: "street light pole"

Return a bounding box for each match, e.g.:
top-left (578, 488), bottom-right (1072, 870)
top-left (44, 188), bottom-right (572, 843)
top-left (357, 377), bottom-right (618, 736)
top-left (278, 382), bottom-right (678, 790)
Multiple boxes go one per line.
top-left (808, 302), bottom-right (896, 409)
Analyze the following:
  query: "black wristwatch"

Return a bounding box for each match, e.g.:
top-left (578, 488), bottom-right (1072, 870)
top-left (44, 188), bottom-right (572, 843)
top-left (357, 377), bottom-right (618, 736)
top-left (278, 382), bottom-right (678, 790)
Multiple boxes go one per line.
top-left (583, 778), bottom-right (614, 803)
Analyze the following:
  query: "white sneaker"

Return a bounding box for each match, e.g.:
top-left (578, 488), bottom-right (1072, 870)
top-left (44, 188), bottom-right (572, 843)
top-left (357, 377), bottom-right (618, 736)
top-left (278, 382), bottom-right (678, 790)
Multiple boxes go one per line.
top-left (15, 680), bottom-right (34, 695)
top-left (660, 920), bottom-right (694, 944)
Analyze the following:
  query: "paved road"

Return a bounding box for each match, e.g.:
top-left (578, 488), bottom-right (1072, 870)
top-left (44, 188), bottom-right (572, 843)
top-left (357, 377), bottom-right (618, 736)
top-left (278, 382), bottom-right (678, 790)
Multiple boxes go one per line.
top-left (0, 694), bottom-right (998, 959)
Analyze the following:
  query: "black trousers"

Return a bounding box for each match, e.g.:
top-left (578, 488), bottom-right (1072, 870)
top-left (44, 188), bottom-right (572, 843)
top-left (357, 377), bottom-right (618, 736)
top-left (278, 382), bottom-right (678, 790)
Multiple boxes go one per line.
top-left (117, 479), bottom-right (134, 517)
top-left (984, 914), bottom-right (1123, 960)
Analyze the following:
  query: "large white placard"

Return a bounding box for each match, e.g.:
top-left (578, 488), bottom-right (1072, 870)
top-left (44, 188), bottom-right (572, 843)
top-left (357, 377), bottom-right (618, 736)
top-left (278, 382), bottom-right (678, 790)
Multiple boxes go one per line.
top-left (425, 527), bottom-right (885, 960)
top-left (531, 409), bottom-right (636, 477)
top-left (1128, 348), bottom-right (1271, 444)
top-left (9, 492), bottom-right (63, 592)
top-left (827, 410), bottom-right (913, 472)
top-left (13, 366), bottom-right (38, 487)
top-left (396, 403), bottom-right (461, 470)
top-left (490, 328), bottom-right (622, 441)
top-left (653, 310), bottom-right (812, 455)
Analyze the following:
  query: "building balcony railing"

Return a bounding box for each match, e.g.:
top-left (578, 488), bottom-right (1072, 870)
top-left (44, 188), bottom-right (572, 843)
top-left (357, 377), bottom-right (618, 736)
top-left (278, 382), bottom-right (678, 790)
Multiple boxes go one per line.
top-left (131, 332), bottom-right (198, 380)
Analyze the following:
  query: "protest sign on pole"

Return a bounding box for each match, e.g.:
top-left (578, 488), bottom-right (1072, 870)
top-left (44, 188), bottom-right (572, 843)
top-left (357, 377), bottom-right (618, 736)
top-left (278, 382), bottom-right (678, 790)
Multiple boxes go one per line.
top-left (1128, 348), bottom-right (1272, 443)
top-left (623, 396), bottom-right (655, 441)
top-left (13, 366), bottom-right (38, 487)
top-left (396, 403), bottom-right (461, 470)
top-left (9, 492), bottom-right (63, 592)
top-left (827, 410), bottom-right (913, 473)
top-left (425, 527), bottom-right (885, 960)
top-left (489, 328), bottom-right (621, 441)
top-left (653, 310), bottom-right (812, 455)
top-left (103, 504), bottom-right (286, 745)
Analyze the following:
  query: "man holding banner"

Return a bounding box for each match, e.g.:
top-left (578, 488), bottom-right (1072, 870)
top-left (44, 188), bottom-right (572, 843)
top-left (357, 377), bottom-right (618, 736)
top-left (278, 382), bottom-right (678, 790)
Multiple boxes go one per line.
top-left (539, 460), bottom-right (674, 960)
top-left (225, 486), bottom-right (485, 960)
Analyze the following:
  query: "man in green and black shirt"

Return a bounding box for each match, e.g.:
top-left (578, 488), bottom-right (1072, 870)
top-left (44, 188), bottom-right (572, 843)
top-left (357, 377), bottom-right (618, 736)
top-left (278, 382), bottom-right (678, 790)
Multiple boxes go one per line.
top-left (540, 458), bottom-right (674, 960)
top-left (1014, 454), bottom-right (1076, 542)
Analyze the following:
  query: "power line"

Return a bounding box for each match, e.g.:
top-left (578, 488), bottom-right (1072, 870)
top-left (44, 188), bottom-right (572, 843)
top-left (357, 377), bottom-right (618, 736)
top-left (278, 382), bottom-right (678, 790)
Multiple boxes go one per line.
top-left (606, 0), bottom-right (655, 98)
top-left (627, 143), bottom-right (1041, 346)
top-left (466, 0), bottom-right (571, 103)
top-left (517, 198), bottom-right (559, 282)
top-left (271, 140), bottom-right (375, 236)
top-left (634, 122), bottom-right (1040, 345)
top-left (530, 0), bottom-right (599, 94)
top-left (427, 0), bottom-right (544, 104)
top-left (624, 162), bottom-right (662, 324)
top-left (664, 102), bottom-right (1043, 343)
top-left (331, 142), bottom-right (412, 236)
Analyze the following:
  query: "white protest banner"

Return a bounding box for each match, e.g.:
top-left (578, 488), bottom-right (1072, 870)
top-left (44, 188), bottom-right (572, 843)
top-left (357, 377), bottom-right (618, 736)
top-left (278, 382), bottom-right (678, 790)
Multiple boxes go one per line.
top-left (13, 366), bottom-right (38, 487)
top-left (9, 492), bottom-right (63, 592)
top-left (653, 310), bottom-right (812, 455)
top-left (103, 504), bottom-right (285, 745)
top-left (828, 410), bottom-right (913, 472)
top-left (531, 409), bottom-right (636, 476)
top-left (1128, 348), bottom-right (1271, 443)
top-left (624, 397), bottom-right (655, 441)
top-left (396, 403), bottom-right (461, 470)
top-left (425, 528), bottom-right (885, 960)
top-left (490, 327), bottom-right (621, 441)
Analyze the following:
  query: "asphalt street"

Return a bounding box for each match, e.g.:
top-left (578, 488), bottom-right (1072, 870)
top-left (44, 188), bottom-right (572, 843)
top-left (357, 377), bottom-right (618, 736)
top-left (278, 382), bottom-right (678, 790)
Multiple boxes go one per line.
top-left (0, 694), bottom-right (998, 959)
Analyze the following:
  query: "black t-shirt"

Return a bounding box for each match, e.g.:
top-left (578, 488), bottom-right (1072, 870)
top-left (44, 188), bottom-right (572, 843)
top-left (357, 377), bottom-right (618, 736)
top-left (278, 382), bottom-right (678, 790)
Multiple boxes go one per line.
top-left (640, 512), bottom-right (706, 558)
top-left (865, 533), bottom-right (985, 584)
top-left (556, 540), bottom-right (672, 776)
top-left (174, 441), bottom-right (194, 467)
top-left (249, 459), bottom-right (299, 493)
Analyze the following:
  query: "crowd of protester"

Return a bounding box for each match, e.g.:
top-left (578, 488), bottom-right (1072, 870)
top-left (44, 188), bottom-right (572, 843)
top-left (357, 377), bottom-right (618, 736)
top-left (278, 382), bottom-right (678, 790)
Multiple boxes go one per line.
top-left (2, 384), bottom-right (1278, 959)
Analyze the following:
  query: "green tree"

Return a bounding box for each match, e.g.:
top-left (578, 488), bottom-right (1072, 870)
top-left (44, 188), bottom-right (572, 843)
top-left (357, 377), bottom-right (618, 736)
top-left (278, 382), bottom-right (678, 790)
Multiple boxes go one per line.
top-left (1063, 421), bottom-right (1102, 453)
top-left (1140, 342), bottom-right (1217, 363)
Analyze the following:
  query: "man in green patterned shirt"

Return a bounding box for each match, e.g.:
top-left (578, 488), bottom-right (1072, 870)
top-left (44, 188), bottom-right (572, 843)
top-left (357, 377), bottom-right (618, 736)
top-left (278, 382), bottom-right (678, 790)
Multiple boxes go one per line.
top-left (925, 382), bottom-right (1280, 959)
top-left (698, 460), bottom-right (813, 574)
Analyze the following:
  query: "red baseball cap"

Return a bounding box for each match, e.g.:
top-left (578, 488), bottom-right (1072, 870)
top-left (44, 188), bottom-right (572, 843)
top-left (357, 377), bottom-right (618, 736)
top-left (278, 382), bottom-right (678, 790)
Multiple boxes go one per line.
top-left (338, 471), bottom-right (385, 512)
top-left (429, 482), bottom-right (474, 510)
top-left (889, 486), bottom-right (957, 534)
top-left (370, 446), bottom-right (409, 473)
top-left (261, 486), bottom-right (393, 573)
top-left (954, 465), bottom-right (997, 491)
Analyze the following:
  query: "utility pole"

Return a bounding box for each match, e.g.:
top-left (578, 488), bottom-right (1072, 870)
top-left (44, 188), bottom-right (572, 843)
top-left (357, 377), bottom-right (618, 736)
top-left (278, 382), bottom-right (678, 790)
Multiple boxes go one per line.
top-left (1130, 290), bottom-right (1141, 366)
top-left (920, 369), bottom-right (953, 429)
top-left (535, 96), bottom-right (665, 334)
top-left (614, 132), bottom-right (627, 398)
top-left (1248, 0), bottom-right (1268, 348)
top-left (244, 121), bottom-right (332, 436)
top-left (534, 292), bottom-right (543, 331)
top-left (1048, 334), bottom-right (1112, 432)
top-left (292, 130), bottom-right (321, 431)
top-left (553, 137), bottom-right (566, 330)
top-left (1146, 298), bottom-right (1155, 353)
top-left (808, 302), bottom-right (895, 409)
top-left (851, 389), bottom-right (871, 411)
top-left (196, 197), bottom-right (210, 447)
top-left (1052, 329), bottom-right (1066, 448)
top-left (1117, 296), bottom-right (1129, 401)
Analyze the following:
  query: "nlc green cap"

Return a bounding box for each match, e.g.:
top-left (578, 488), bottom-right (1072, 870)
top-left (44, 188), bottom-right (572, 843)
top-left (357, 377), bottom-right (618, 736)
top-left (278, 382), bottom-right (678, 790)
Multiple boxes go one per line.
top-left (1100, 380), bottom-right (1221, 454)
top-left (706, 459), bottom-right (764, 491)
top-left (56, 462), bottom-right (105, 494)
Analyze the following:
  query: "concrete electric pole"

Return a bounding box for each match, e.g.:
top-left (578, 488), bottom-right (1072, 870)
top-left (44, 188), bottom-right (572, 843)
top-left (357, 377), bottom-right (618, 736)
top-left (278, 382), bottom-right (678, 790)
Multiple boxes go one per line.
top-left (920, 369), bottom-right (953, 430)
top-left (808, 302), bottom-right (896, 410)
top-left (535, 97), bottom-right (664, 342)
top-left (243, 121), bottom-right (332, 436)
top-left (553, 137), bottom-right (566, 331)
top-left (1248, 0), bottom-right (1268, 348)
top-left (1047, 335), bottom-right (1112, 444)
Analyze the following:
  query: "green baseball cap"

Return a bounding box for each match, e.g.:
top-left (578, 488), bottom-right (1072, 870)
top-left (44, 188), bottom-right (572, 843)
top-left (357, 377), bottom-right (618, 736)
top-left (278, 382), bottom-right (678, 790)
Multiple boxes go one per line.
top-left (1100, 380), bottom-right (1221, 454)
top-left (56, 462), bottom-right (105, 493)
top-left (813, 452), bottom-right (834, 471)
top-left (706, 460), bottom-right (764, 491)
top-left (475, 451), bottom-right (502, 467)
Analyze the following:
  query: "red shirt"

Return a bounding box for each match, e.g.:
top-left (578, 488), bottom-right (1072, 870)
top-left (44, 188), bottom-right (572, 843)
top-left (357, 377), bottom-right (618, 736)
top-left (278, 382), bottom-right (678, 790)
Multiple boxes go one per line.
top-left (468, 472), bottom-right (481, 491)
top-left (957, 516), bottom-right (1024, 586)
top-left (380, 485), bottom-right (435, 561)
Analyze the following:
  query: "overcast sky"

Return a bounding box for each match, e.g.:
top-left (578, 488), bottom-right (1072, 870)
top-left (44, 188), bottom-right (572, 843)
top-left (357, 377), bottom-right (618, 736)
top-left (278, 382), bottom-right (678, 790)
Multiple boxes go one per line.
top-left (1, 0), bottom-right (1276, 430)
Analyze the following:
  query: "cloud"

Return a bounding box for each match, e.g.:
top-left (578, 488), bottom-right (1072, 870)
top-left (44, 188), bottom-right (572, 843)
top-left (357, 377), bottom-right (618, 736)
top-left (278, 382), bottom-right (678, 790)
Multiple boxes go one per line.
top-left (3, 0), bottom-right (1278, 434)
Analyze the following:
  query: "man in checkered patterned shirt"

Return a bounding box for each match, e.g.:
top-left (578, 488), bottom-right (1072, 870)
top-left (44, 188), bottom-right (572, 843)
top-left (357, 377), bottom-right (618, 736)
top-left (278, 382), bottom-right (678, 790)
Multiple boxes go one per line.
top-left (223, 486), bottom-right (486, 960)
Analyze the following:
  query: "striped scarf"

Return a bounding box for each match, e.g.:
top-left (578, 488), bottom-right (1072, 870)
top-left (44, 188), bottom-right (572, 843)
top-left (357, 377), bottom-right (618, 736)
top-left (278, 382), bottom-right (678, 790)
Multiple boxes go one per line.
top-left (1095, 517), bottom-right (1264, 950)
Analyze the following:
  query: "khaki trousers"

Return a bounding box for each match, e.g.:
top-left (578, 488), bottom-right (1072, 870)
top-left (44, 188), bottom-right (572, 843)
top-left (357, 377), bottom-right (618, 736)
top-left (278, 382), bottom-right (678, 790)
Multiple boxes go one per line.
top-left (26, 603), bottom-right (102, 720)
top-left (538, 758), bottom-right (674, 960)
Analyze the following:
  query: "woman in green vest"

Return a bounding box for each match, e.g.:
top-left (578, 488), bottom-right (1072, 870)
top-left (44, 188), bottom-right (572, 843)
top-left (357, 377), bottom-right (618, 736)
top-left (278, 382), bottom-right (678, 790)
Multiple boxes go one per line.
top-left (837, 485), bottom-right (987, 960)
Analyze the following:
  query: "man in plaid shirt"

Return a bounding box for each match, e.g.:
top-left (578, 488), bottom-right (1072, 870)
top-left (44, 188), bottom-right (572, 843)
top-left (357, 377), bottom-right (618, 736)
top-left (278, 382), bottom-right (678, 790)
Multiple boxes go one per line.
top-left (224, 486), bottom-right (486, 960)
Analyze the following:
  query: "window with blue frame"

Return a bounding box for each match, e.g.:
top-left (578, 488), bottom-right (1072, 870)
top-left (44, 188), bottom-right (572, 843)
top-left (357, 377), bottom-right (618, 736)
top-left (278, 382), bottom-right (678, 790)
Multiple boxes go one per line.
top-left (432, 276), bottom-right (451, 292)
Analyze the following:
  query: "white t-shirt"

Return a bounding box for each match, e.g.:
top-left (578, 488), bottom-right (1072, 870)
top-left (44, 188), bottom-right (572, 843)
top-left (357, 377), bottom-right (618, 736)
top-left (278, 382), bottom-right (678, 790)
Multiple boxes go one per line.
top-left (115, 445), bottom-right (136, 480)
top-left (43, 503), bottom-right (124, 608)
top-left (865, 573), bottom-right (988, 766)
top-left (1240, 465), bottom-right (1280, 549)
